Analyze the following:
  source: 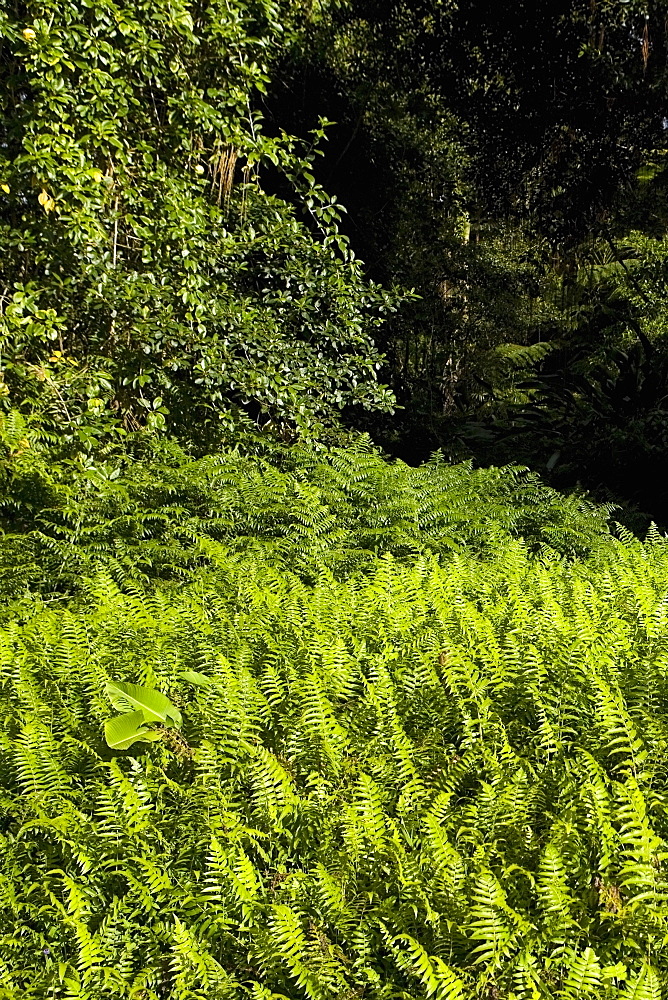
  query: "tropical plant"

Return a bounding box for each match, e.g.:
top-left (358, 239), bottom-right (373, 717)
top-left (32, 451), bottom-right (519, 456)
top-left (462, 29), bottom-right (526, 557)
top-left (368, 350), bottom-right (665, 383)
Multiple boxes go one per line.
top-left (2, 520), bottom-right (668, 996)
top-left (0, 0), bottom-right (397, 452)
top-left (104, 680), bottom-right (183, 750)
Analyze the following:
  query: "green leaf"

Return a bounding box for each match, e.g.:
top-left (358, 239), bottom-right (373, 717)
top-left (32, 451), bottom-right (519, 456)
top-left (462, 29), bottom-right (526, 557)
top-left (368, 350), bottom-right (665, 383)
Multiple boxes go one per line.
top-left (180, 669), bottom-right (215, 687)
top-left (104, 711), bottom-right (163, 751)
top-left (105, 680), bottom-right (182, 727)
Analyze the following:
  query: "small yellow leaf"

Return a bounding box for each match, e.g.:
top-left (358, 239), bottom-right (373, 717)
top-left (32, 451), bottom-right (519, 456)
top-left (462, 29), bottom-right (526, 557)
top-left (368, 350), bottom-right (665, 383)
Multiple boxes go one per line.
top-left (22, 27), bottom-right (36, 41)
top-left (0, 184), bottom-right (9, 194)
top-left (91, 169), bottom-right (104, 182)
top-left (38, 190), bottom-right (55, 213)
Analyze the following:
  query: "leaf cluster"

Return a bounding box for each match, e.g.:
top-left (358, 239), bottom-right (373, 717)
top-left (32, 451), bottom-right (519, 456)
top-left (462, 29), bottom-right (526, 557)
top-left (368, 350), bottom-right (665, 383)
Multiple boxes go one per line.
top-left (0, 0), bottom-right (397, 451)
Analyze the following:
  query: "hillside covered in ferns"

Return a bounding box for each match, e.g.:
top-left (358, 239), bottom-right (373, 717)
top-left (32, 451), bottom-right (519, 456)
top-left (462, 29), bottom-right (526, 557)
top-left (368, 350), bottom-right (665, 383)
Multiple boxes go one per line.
top-left (3, 0), bottom-right (668, 998)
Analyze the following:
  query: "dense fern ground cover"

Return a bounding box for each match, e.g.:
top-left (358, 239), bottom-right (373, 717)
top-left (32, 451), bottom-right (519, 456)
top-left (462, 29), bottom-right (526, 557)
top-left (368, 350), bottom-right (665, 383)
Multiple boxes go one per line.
top-left (3, 449), bottom-right (668, 998)
top-left (0, 411), bottom-right (613, 601)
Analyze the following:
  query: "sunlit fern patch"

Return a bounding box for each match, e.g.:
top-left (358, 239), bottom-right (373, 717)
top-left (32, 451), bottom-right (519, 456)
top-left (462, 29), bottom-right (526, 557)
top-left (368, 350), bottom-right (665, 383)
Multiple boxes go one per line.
top-left (2, 530), bottom-right (668, 998)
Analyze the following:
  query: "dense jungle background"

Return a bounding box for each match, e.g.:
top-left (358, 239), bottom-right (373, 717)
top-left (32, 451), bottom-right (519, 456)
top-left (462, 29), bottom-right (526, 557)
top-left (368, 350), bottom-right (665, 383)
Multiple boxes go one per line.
top-left (270, 0), bottom-right (668, 527)
top-left (6, 2), bottom-right (668, 998)
top-left (2, 0), bottom-right (668, 521)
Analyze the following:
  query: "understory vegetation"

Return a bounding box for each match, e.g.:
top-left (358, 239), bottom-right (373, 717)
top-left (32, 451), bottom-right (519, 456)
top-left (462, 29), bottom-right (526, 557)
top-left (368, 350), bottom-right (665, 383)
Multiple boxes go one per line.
top-left (3, 496), bottom-right (668, 998)
top-left (0, 409), bottom-right (613, 601)
top-left (3, 413), bottom-right (668, 998)
top-left (3, 0), bottom-right (668, 997)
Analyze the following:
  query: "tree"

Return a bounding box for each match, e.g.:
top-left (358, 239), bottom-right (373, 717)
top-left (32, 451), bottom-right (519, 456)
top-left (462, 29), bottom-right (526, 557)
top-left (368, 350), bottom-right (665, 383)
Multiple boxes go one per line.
top-left (270, 0), bottom-right (668, 469)
top-left (0, 0), bottom-right (397, 454)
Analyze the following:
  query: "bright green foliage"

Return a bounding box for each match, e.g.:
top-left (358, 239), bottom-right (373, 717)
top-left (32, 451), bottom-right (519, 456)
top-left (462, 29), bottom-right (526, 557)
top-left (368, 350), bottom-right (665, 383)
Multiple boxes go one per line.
top-left (105, 680), bottom-right (182, 727)
top-left (3, 531), bottom-right (668, 996)
top-left (3, 4), bottom-right (668, 997)
top-left (0, 0), bottom-right (396, 449)
top-left (104, 680), bottom-right (183, 749)
top-left (0, 415), bottom-right (615, 598)
top-left (104, 710), bottom-right (164, 751)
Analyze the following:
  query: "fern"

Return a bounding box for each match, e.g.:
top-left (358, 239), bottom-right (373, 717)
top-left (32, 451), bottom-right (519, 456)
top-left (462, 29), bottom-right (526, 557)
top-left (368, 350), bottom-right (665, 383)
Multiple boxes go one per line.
top-left (624, 964), bottom-right (663, 1000)
top-left (4, 449), bottom-right (668, 998)
top-left (558, 947), bottom-right (602, 998)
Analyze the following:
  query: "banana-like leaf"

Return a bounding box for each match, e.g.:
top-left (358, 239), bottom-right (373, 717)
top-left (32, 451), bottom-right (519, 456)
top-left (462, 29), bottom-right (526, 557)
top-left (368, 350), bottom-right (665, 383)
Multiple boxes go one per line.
top-left (180, 670), bottom-right (215, 687)
top-left (105, 680), bottom-right (182, 727)
top-left (104, 711), bottom-right (164, 751)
